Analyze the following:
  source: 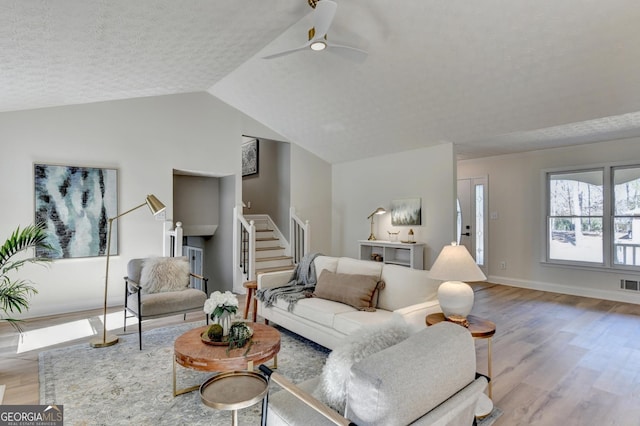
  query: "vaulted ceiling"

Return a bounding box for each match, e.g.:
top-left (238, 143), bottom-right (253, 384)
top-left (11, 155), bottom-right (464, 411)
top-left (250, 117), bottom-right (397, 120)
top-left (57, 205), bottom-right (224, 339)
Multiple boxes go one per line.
top-left (3, 1), bottom-right (640, 163)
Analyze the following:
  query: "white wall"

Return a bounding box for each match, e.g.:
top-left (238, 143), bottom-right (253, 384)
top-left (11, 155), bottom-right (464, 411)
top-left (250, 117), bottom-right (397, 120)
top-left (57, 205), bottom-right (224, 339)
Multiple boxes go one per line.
top-left (290, 144), bottom-right (333, 256)
top-left (1, 92), bottom-right (246, 318)
top-left (458, 137), bottom-right (640, 303)
top-left (332, 143), bottom-right (457, 268)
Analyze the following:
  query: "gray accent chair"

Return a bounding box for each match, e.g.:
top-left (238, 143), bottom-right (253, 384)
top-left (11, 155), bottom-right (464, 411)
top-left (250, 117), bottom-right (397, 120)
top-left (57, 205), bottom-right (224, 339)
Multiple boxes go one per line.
top-left (124, 258), bottom-right (209, 350)
top-left (262, 321), bottom-right (487, 426)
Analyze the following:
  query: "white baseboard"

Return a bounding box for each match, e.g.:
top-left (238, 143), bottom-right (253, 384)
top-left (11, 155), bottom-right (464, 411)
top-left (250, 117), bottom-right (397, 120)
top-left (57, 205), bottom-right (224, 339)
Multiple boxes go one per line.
top-left (0, 384), bottom-right (5, 404)
top-left (488, 275), bottom-right (640, 304)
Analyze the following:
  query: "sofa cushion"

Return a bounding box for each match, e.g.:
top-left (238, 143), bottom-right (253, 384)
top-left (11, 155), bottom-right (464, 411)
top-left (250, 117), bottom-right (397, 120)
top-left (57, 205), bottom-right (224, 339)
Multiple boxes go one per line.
top-left (313, 270), bottom-right (383, 311)
top-left (313, 256), bottom-right (339, 277)
top-left (336, 257), bottom-right (383, 279)
top-left (332, 310), bottom-right (395, 335)
top-left (377, 264), bottom-right (437, 311)
top-left (139, 257), bottom-right (190, 294)
top-left (128, 288), bottom-right (207, 316)
top-left (273, 297), bottom-right (357, 328)
top-left (313, 318), bottom-right (412, 415)
top-left (345, 322), bottom-right (476, 425)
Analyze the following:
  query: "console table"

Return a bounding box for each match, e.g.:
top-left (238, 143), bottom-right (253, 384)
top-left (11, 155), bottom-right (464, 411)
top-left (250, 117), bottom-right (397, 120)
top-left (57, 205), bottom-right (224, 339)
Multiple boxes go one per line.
top-left (358, 240), bottom-right (424, 269)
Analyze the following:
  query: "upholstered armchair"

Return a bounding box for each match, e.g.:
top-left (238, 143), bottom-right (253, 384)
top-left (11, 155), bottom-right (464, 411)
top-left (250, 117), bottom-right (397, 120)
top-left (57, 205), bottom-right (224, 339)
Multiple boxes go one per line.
top-left (124, 257), bottom-right (209, 350)
top-left (261, 321), bottom-right (488, 426)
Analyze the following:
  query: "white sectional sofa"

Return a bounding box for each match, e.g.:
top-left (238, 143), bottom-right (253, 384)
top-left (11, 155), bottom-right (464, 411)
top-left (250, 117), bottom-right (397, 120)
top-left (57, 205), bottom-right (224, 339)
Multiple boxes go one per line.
top-left (256, 255), bottom-right (442, 349)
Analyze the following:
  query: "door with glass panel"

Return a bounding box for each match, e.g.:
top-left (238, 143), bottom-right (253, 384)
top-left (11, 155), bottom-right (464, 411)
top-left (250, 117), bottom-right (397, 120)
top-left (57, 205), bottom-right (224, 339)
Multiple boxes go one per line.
top-left (457, 177), bottom-right (488, 275)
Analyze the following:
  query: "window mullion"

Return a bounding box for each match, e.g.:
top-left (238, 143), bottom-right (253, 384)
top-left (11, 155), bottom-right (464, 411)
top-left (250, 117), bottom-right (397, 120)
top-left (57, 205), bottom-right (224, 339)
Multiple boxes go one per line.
top-left (603, 166), bottom-right (612, 268)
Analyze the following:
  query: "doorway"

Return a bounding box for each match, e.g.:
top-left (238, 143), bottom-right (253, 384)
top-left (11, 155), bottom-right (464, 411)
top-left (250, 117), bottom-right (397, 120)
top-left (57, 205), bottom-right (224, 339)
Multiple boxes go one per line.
top-left (457, 177), bottom-right (488, 275)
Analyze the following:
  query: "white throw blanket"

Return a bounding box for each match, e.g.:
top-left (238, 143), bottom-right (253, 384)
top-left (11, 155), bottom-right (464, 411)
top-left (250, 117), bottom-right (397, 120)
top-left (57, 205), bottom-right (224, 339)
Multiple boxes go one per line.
top-left (256, 252), bottom-right (322, 311)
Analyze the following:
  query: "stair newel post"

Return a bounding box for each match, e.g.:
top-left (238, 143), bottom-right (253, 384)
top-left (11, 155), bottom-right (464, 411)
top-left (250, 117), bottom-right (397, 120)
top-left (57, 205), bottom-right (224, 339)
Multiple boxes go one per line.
top-left (304, 220), bottom-right (310, 257)
top-left (289, 206), bottom-right (295, 260)
top-left (248, 220), bottom-right (256, 281)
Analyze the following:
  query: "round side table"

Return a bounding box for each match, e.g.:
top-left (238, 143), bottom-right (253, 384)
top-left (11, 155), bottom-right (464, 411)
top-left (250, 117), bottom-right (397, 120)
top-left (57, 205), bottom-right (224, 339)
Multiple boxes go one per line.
top-left (426, 313), bottom-right (496, 418)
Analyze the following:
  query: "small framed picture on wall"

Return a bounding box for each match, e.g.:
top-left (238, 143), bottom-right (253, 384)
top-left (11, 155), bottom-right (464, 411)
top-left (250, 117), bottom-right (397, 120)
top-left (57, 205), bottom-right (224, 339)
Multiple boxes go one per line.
top-left (242, 139), bottom-right (259, 177)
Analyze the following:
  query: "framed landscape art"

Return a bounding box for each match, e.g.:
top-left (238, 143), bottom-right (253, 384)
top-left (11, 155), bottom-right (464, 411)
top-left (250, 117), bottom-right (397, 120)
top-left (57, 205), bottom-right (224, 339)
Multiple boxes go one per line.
top-left (391, 198), bottom-right (422, 226)
top-left (34, 163), bottom-right (118, 259)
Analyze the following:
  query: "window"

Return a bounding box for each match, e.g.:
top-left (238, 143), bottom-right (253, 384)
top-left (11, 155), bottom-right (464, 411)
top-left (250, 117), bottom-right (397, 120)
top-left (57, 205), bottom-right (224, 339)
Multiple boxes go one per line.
top-left (613, 166), bottom-right (640, 266)
top-left (548, 169), bottom-right (604, 264)
top-left (546, 164), bottom-right (640, 270)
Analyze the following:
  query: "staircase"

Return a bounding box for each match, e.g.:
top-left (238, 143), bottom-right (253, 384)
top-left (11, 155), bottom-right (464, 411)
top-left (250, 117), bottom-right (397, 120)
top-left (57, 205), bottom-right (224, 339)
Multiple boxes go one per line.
top-left (251, 218), bottom-right (295, 276)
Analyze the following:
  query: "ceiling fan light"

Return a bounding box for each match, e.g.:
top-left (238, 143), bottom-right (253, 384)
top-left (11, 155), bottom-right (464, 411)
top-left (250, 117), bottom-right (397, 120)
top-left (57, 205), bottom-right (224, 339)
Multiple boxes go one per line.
top-left (310, 40), bottom-right (326, 51)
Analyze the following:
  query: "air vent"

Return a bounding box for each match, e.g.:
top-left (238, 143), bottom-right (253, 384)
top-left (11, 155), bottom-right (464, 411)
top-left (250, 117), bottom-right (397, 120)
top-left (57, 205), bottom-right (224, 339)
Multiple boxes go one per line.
top-left (620, 279), bottom-right (640, 291)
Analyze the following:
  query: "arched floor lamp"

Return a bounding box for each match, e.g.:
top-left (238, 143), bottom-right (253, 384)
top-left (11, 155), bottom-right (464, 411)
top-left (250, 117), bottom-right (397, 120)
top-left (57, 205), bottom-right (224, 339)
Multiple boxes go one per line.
top-left (90, 194), bottom-right (166, 348)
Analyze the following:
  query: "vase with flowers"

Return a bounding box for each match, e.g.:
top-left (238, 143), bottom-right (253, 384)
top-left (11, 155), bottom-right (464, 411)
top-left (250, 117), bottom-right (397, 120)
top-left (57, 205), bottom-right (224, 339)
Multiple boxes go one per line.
top-left (203, 291), bottom-right (239, 337)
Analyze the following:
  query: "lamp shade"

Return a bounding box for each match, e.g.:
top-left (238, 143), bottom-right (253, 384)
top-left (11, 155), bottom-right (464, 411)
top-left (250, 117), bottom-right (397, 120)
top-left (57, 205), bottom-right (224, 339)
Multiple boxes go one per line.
top-left (429, 243), bottom-right (486, 282)
top-left (429, 243), bottom-right (486, 319)
top-left (367, 207), bottom-right (386, 219)
top-left (145, 194), bottom-right (166, 215)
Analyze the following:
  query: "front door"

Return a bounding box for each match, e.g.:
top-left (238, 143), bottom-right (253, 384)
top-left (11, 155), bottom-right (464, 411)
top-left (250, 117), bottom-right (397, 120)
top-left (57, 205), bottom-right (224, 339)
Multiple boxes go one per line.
top-left (457, 177), bottom-right (488, 275)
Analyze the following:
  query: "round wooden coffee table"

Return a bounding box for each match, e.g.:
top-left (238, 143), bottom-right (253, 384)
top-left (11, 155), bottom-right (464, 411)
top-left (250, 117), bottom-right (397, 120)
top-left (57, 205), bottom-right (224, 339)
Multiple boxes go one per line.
top-left (173, 322), bottom-right (280, 396)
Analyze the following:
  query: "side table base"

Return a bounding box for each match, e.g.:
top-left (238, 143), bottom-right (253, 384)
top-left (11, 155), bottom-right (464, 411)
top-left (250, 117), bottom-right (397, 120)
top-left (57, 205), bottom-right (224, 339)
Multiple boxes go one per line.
top-left (475, 393), bottom-right (494, 419)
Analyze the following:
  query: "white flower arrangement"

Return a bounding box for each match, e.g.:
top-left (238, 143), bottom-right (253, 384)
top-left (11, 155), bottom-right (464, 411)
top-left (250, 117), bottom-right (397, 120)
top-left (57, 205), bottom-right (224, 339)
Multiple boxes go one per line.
top-left (204, 290), bottom-right (239, 319)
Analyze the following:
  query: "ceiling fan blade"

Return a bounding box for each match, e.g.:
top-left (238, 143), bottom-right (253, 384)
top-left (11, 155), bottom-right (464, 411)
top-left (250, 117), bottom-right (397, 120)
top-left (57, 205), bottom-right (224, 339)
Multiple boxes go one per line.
top-left (313, 0), bottom-right (337, 40)
top-left (262, 42), bottom-right (311, 59)
top-left (327, 42), bottom-right (368, 62)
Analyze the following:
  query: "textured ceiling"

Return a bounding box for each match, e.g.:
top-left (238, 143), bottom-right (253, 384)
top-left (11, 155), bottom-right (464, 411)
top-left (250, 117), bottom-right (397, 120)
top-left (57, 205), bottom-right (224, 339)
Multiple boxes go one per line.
top-left (3, 1), bottom-right (640, 163)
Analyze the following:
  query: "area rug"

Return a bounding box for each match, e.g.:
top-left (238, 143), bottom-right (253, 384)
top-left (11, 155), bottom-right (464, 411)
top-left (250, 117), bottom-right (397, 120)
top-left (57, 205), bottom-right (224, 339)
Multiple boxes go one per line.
top-left (40, 322), bottom-right (501, 425)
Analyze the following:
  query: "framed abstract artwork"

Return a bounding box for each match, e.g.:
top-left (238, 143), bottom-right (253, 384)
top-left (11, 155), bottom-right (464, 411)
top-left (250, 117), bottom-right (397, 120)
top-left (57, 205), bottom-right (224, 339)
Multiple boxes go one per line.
top-left (391, 198), bottom-right (422, 226)
top-left (242, 139), bottom-right (259, 177)
top-left (34, 164), bottom-right (118, 259)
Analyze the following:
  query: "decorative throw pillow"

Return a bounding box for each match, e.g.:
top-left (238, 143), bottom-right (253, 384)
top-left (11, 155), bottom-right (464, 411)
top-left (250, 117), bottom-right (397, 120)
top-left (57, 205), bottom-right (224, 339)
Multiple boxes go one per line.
top-left (313, 270), bottom-right (384, 311)
top-left (312, 317), bottom-right (412, 414)
top-left (139, 257), bottom-right (190, 294)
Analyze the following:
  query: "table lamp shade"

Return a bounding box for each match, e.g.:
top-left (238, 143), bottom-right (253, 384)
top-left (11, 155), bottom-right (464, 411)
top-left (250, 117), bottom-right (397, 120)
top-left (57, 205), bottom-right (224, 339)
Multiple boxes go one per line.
top-left (429, 243), bottom-right (486, 319)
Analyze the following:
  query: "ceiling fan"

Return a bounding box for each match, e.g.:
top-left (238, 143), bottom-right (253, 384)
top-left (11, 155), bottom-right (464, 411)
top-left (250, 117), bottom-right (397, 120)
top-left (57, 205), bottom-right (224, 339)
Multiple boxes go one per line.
top-left (263, 0), bottom-right (367, 60)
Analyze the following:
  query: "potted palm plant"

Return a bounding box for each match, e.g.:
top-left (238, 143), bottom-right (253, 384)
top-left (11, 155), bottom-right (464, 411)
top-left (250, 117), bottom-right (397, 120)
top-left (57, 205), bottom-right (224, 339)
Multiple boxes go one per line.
top-left (0, 223), bottom-right (54, 332)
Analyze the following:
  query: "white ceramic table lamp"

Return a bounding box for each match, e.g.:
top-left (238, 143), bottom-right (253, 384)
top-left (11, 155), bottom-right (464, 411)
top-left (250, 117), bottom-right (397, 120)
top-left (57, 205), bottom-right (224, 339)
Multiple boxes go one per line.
top-left (429, 242), bottom-right (486, 319)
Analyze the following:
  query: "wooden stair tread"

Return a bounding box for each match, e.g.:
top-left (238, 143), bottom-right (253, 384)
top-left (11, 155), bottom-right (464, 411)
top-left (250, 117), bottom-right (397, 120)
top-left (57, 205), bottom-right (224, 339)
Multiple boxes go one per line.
top-left (255, 255), bottom-right (293, 262)
top-left (256, 265), bottom-right (296, 274)
top-left (256, 246), bottom-right (285, 251)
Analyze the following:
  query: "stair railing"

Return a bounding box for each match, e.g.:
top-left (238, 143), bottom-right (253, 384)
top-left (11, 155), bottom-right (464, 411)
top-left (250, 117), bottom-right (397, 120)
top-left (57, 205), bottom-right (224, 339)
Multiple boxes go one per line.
top-left (162, 221), bottom-right (184, 257)
top-left (235, 206), bottom-right (256, 282)
top-left (290, 207), bottom-right (310, 264)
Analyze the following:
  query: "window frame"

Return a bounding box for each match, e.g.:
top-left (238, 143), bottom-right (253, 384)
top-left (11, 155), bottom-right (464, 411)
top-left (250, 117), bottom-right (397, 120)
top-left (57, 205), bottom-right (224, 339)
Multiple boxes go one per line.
top-left (543, 162), bottom-right (640, 272)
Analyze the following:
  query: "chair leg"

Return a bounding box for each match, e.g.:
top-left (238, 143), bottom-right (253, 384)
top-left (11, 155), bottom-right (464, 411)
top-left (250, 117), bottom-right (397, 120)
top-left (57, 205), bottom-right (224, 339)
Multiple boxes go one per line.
top-left (252, 296), bottom-right (258, 322)
top-left (184, 313), bottom-right (187, 321)
top-left (138, 314), bottom-right (142, 350)
top-left (243, 291), bottom-right (251, 319)
top-left (123, 309), bottom-right (127, 332)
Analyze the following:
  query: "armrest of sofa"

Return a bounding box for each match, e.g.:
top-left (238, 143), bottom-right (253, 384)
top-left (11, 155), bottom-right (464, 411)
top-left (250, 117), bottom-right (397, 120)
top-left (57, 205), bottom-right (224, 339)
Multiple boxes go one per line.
top-left (393, 299), bottom-right (441, 331)
top-left (257, 270), bottom-right (292, 290)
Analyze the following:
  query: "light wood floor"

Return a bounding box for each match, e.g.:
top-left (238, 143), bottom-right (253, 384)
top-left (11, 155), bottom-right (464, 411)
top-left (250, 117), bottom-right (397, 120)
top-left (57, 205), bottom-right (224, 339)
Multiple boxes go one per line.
top-left (2, 284), bottom-right (640, 426)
